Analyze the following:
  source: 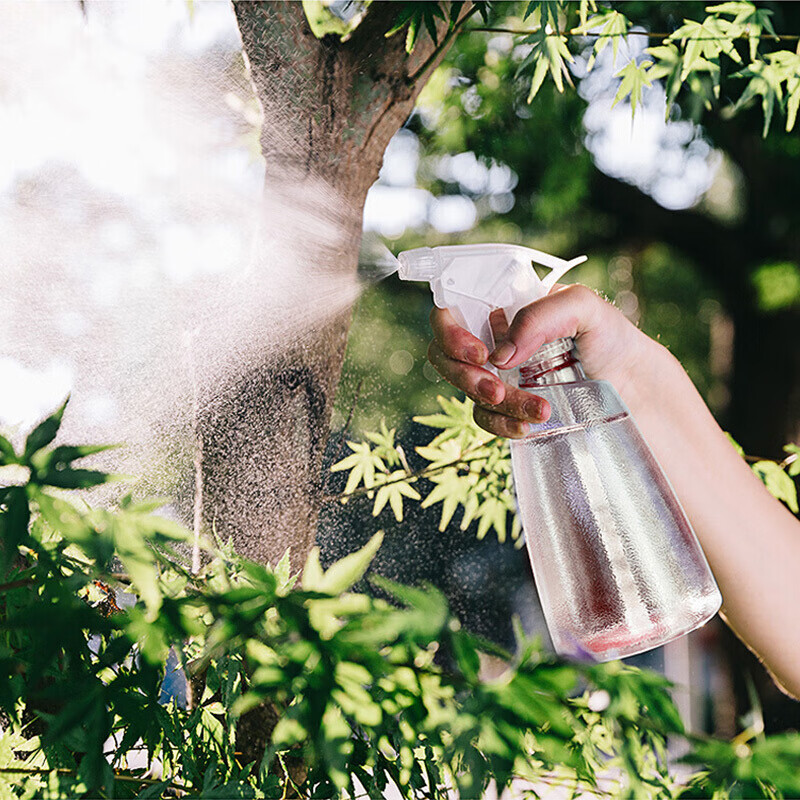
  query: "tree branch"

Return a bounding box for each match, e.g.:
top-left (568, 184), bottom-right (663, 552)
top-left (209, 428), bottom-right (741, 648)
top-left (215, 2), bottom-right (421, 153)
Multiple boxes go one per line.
top-left (467, 26), bottom-right (797, 42)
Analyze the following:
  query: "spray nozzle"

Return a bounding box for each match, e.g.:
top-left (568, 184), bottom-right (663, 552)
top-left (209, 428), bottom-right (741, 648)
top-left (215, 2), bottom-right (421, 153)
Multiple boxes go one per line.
top-left (397, 244), bottom-right (587, 354)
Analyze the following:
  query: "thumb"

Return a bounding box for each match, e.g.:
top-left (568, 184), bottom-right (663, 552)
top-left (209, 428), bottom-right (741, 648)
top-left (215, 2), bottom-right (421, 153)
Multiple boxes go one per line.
top-left (489, 284), bottom-right (604, 369)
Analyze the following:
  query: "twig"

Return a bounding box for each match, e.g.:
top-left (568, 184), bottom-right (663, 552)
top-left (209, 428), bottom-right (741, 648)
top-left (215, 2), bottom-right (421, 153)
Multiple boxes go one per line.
top-left (467, 26), bottom-right (796, 42)
top-left (0, 765), bottom-right (186, 789)
top-left (333, 378), bottom-right (365, 465)
top-left (0, 577), bottom-right (35, 594)
top-left (322, 437), bottom-right (500, 504)
top-left (780, 452), bottom-right (798, 470)
top-left (0, 570), bottom-right (133, 595)
top-left (183, 329), bottom-right (203, 575)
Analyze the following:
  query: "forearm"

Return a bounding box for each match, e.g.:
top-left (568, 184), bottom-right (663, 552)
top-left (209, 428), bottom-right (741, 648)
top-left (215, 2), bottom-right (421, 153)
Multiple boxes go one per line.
top-left (429, 291), bottom-right (800, 694)
top-left (623, 338), bottom-right (800, 698)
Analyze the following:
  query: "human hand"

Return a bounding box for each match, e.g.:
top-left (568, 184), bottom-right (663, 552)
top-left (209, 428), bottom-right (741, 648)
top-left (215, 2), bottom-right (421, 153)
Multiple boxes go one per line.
top-left (427, 284), bottom-right (655, 438)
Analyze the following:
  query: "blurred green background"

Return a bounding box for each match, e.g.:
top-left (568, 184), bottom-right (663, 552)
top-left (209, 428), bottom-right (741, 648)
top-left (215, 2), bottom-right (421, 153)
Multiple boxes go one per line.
top-left (326, 1), bottom-right (800, 741)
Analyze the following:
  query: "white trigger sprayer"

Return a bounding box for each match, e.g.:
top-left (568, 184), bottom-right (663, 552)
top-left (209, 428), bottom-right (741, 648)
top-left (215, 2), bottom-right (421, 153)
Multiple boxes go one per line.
top-left (396, 242), bottom-right (722, 662)
top-left (396, 244), bottom-right (587, 356)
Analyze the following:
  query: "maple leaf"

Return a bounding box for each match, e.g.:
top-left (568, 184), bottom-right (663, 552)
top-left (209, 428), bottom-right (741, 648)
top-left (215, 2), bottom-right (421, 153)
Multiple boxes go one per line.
top-left (331, 441), bottom-right (386, 497)
top-left (751, 460), bottom-right (798, 513)
top-left (421, 467), bottom-right (474, 531)
top-left (414, 395), bottom-right (492, 448)
top-left (571, 9), bottom-right (629, 71)
top-left (372, 471), bottom-right (421, 522)
top-left (612, 59), bottom-right (653, 117)
top-left (707, 1), bottom-right (778, 60)
top-left (516, 26), bottom-right (575, 102)
top-left (732, 59), bottom-right (785, 136)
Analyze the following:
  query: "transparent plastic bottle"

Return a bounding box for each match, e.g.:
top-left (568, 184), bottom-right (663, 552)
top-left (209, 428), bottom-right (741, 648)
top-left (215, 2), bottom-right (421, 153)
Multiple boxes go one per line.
top-left (510, 337), bottom-right (722, 661)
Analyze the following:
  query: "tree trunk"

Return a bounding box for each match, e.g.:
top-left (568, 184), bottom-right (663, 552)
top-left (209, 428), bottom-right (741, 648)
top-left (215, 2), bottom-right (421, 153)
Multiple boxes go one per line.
top-left (199, 2), bottom-right (457, 567)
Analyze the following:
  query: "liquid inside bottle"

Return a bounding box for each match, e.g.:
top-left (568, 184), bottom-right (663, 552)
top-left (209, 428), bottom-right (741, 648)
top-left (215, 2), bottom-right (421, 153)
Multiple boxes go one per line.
top-left (509, 338), bottom-right (722, 661)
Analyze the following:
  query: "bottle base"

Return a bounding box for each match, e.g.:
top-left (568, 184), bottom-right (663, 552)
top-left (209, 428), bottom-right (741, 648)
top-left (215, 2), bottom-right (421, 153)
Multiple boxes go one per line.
top-left (558, 592), bottom-right (723, 662)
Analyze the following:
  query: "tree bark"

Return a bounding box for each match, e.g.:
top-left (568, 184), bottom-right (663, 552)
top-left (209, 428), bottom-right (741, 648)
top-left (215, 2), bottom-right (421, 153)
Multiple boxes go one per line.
top-left (199, 2), bottom-right (459, 567)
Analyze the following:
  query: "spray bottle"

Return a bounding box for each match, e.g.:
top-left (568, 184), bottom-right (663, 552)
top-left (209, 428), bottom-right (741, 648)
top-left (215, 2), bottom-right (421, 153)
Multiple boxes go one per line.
top-left (397, 244), bottom-right (721, 661)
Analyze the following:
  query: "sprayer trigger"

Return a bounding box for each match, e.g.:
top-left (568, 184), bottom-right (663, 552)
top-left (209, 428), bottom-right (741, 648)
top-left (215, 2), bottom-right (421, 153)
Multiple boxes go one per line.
top-left (541, 255), bottom-right (588, 292)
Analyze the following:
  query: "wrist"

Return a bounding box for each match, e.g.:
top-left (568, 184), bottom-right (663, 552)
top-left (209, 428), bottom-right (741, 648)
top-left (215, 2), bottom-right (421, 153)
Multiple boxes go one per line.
top-left (610, 331), bottom-right (676, 420)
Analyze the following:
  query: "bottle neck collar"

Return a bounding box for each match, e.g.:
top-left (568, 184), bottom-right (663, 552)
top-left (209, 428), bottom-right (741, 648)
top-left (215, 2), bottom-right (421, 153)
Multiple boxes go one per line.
top-left (518, 337), bottom-right (586, 388)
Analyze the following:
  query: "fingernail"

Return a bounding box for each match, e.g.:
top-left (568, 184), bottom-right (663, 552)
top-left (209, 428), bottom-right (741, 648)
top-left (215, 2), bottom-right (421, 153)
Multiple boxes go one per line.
top-left (524, 398), bottom-right (545, 421)
top-left (477, 378), bottom-right (500, 405)
top-left (509, 421), bottom-right (530, 438)
top-left (490, 340), bottom-right (517, 367)
top-left (465, 345), bottom-right (486, 365)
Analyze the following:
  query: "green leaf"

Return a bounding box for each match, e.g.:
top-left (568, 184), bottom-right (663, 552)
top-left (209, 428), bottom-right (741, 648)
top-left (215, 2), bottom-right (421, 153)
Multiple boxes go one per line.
top-left (414, 395), bottom-right (492, 447)
top-left (33, 489), bottom-right (95, 543)
top-left (384, 2), bottom-right (446, 53)
top-left (766, 49), bottom-right (800, 133)
top-left (32, 442), bottom-right (118, 471)
top-left (113, 516), bottom-right (165, 617)
top-left (783, 444), bottom-right (800, 477)
top-left (516, 26), bottom-right (575, 102)
top-left (23, 398), bottom-right (68, 461)
top-left (669, 16), bottom-right (742, 81)
top-left (646, 44), bottom-right (687, 112)
top-left (303, 531), bottom-right (383, 594)
top-left (731, 59), bottom-right (785, 136)
top-left (612, 58), bottom-right (653, 117)
top-left (578, 0), bottom-right (597, 28)
top-left (751, 460), bottom-right (798, 512)
top-left (369, 575), bottom-right (449, 640)
top-left (0, 434), bottom-right (17, 465)
top-left (420, 467), bottom-right (470, 531)
top-left (365, 420), bottom-right (403, 468)
top-left (523, 1), bottom-right (562, 32)
top-left (571, 9), bottom-right (628, 70)
top-left (37, 467), bottom-right (112, 490)
top-left (707, 1), bottom-right (777, 60)
top-left (0, 486), bottom-right (31, 570)
top-left (331, 440), bottom-right (386, 497)
top-left (372, 472), bottom-right (421, 521)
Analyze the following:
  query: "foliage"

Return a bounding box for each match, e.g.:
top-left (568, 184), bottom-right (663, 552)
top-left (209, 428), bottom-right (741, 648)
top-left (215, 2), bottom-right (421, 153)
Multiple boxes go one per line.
top-left (3, 404), bottom-right (800, 798)
top-left (332, 396), bottom-right (520, 543)
top-left (305, 1), bottom-right (800, 135)
top-left (333, 395), bottom-right (800, 544)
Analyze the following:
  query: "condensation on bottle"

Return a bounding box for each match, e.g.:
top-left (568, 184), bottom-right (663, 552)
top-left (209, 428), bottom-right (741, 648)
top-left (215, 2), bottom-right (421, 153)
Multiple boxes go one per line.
top-left (509, 337), bottom-right (722, 661)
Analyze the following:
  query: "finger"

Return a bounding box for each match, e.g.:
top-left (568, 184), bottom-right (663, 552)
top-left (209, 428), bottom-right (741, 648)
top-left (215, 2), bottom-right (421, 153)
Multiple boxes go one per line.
top-left (428, 339), bottom-right (505, 406)
top-left (489, 284), bottom-right (603, 369)
top-left (490, 385), bottom-right (550, 423)
top-left (473, 405), bottom-right (531, 439)
top-left (428, 340), bottom-right (550, 422)
top-left (489, 308), bottom-right (509, 343)
top-left (430, 306), bottom-right (488, 366)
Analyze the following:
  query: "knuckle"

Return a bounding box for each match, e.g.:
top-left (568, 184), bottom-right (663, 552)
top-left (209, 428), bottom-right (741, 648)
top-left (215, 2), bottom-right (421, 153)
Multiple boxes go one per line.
top-left (514, 303), bottom-right (538, 326)
top-left (562, 283), bottom-right (597, 306)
